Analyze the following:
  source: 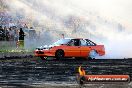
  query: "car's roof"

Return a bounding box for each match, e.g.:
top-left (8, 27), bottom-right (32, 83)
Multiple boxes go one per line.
top-left (63, 38), bottom-right (83, 40)
top-left (63, 38), bottom-right (93, 42)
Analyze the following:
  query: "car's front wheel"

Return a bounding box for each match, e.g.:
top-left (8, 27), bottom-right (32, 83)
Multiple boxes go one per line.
top-left (40, 56), bottom-right (47, 60)
top-left (55, 50), bottom-right (64, 60)
top-left (88, 50), bottom-right (98, 60)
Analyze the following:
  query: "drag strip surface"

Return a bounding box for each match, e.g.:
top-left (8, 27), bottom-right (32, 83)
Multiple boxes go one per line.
top-left (0, 58), bottom-right (132, 87)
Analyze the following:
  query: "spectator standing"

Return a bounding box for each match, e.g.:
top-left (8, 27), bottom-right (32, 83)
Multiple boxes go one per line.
top-left (9, 27), bottom-right (14, 41)
top-left (0, 26), bottom-right (4, 41)
top-left (19, 28), bottom-right (25, 48)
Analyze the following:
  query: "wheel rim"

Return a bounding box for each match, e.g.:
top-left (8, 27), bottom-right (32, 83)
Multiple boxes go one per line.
top-left (89, 50), bottom-right (98, 59)
top-left (56, 50), bottom-right (64, 59)
top-left (40, 57), bottom-right (47, 60)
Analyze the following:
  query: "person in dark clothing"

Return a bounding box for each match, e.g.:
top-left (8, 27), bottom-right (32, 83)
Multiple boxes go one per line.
top-left (19, 28), bottom-right (25, 40)
top-left (18, 28), bottom-right (25, 48)
top-left (0, 26), bottom-right (4, 41)
top-left (3, 26), bottom-right (9, 41)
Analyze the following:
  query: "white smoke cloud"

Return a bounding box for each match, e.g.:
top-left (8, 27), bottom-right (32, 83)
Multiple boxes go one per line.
top-left (101, 32), bottom-right (132, 59)
top-left (3, 0), bottom-right (132, 58)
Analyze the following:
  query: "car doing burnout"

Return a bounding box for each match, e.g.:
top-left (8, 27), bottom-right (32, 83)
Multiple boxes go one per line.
top-left (34, 38), bottom-right (105, 60)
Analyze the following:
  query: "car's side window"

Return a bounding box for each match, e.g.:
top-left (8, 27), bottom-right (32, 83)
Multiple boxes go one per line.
top-left (74, 39), bottom-right (80, 46)
top-left (68, 40), bottom-right (74, 46)
top-left (68, 39), bottom-right (80, 46)
top-left (80, 39), bottom-right (87, 46)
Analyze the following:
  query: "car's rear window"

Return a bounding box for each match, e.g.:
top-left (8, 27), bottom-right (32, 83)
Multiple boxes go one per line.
top-left (85, 39), bottom-right (97, 46)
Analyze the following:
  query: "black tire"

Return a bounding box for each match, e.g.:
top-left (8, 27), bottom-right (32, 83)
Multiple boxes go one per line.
top-left (87, 56), bottom-right (93, 60)
top-left (55, 50), bottom-right (64, 60)
top-left (88, 50), bottom-right (97, 60)
top-left (40, 56), bottom-right (47, 60)
top-left (79, 76), bottom-right (86, 85)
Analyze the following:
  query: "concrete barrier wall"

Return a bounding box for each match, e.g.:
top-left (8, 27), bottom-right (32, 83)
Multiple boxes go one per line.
top-left (0, 41), bottom-right (34, 59)
top-left (0, 52), bottom-right (33, 59)
top-left (0, 40), bottom-right (37, 51)
top-left (0, 41), bottom-right (17, 49)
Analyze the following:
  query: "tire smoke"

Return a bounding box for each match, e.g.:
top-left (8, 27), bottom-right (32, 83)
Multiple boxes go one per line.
top-left (3, 0), bottom-right (132, 58)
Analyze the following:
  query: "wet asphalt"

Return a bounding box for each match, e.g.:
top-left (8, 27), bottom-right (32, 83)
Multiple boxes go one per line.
top-left (0, 58), bottom-right (132, 88)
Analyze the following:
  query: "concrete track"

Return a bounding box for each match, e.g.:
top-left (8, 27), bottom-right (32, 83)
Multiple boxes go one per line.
top-left (0, 58), bottom-right (131, 88)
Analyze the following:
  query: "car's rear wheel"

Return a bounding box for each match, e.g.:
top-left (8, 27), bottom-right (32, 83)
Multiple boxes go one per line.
top-left (55, 50), bottom-right (64, 60)
top-left (88, 50), bottom-right (98, 60)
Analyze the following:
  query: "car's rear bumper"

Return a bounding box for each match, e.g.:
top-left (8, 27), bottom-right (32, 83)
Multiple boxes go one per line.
top-left (99, 51), bottom-right (105, 56)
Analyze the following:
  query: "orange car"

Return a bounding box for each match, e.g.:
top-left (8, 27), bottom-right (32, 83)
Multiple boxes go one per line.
top-left (34, 38), bottom-right (105, 60)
